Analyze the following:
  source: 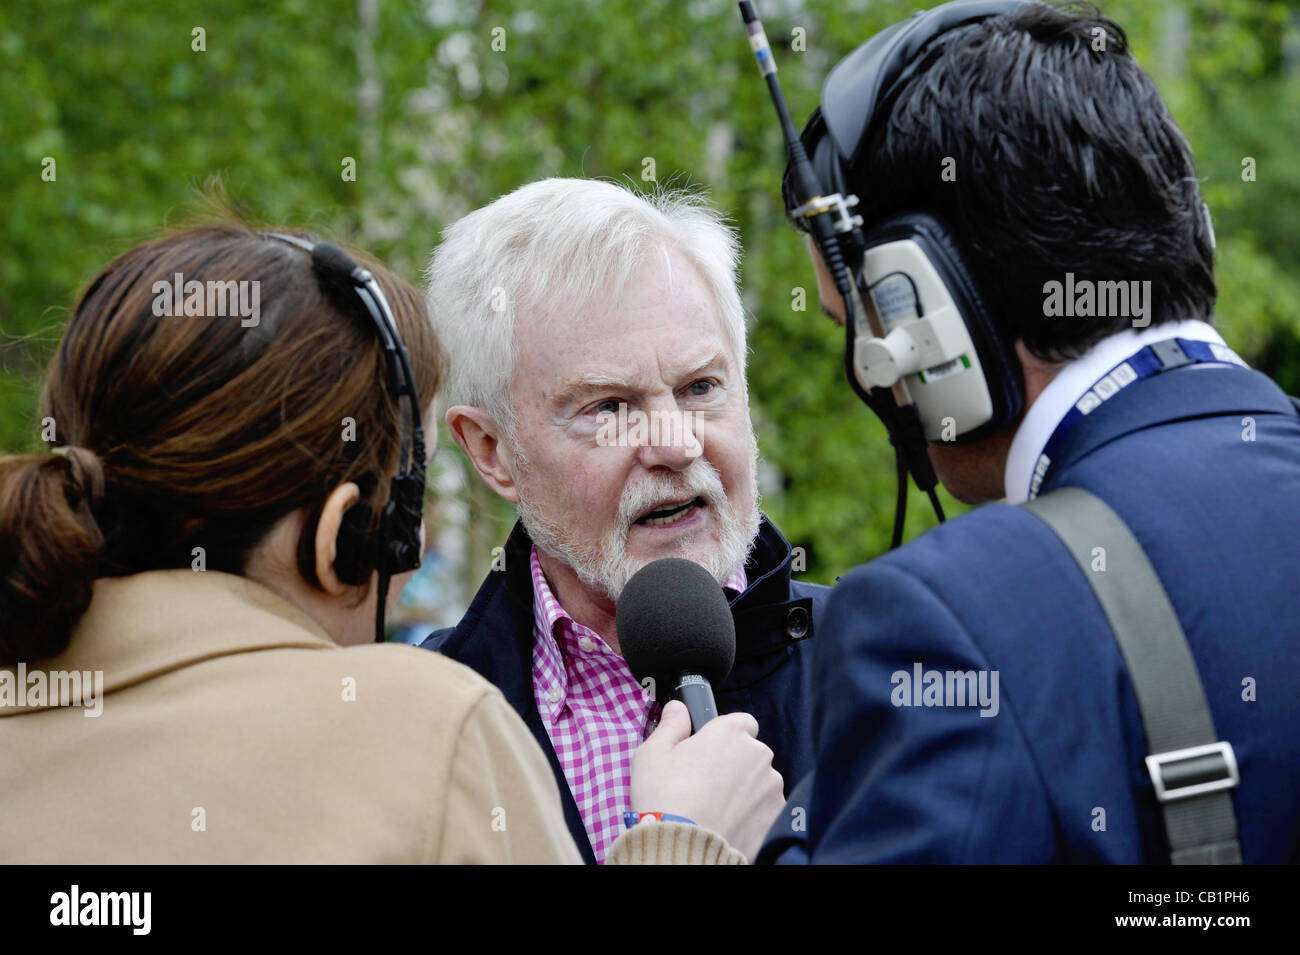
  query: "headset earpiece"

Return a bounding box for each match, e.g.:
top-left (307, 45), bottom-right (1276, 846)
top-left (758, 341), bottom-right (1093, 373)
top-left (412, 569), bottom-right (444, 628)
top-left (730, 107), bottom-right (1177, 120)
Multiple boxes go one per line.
top-left (380, 471), bottom-right (426, 575)
top-left (852, 213), bottom-right (1024, 443)
top-left (333, 473), bottom-right (423, 587)
top-left (333, 501), bottom-right (374, 587)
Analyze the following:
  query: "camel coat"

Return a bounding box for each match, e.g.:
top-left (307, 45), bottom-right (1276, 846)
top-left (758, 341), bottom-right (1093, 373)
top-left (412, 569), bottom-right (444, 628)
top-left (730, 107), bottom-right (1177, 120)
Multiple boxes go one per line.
top-left (0, 570), bottom-right (740, 864)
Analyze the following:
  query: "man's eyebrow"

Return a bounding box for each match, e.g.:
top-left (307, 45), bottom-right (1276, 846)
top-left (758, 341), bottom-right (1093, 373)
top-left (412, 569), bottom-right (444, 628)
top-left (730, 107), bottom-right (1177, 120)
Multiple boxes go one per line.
top-left (550, 373), bottom-right (633, 405)
top-left (680, 351), bottom-right (728, 379)
top-left (549, 353), bottom-right (729, 406)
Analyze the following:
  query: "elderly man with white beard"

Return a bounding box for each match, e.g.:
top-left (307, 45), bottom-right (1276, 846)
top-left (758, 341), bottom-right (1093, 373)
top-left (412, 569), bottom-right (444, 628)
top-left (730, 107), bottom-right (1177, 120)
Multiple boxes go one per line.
top-left (420, 178), bottom-right (828, 865)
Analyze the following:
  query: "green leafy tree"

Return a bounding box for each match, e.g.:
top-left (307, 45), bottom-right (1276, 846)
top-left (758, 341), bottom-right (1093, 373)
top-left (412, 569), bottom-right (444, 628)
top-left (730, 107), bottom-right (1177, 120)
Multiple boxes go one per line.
top-left (3, 0), bottom-right (1296, 603)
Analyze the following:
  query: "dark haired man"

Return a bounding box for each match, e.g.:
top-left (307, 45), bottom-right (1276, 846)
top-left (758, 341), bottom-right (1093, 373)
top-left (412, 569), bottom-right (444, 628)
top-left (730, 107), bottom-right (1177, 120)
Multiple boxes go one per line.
top-left (761, 1), bottom-right (1300, 863)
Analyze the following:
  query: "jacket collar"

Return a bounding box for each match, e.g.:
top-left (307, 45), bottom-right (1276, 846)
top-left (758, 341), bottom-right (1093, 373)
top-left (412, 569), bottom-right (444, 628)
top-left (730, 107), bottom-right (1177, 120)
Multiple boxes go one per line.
top-left (0, 570), bottom-right (335, 715)
top-left (436, 514), bottom-right (803, 718)
top-left (1042, 363), bottom-right (1299, 496)
top-left (731, 514), bottom-right (800, 612)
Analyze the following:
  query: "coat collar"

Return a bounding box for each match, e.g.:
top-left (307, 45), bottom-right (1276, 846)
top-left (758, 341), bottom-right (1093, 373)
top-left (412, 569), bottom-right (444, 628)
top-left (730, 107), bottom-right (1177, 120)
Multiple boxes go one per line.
top-left (0, 570), bottom-right (335, 715)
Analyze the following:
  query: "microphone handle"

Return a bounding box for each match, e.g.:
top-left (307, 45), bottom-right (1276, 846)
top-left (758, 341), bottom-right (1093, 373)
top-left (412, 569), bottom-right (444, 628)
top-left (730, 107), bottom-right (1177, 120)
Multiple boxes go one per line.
top-left (674, 673), bottom-right (718, 733)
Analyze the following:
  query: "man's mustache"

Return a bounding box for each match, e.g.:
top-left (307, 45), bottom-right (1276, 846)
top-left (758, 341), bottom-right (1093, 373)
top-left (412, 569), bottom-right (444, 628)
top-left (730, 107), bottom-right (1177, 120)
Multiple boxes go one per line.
top-left (616, 466), bottom-right (727, 530)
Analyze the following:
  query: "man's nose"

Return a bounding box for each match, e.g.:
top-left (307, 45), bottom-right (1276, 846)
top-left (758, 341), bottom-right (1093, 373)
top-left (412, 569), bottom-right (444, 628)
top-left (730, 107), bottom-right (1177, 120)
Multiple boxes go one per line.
top-left (633, 404), bottom-right (702, 472)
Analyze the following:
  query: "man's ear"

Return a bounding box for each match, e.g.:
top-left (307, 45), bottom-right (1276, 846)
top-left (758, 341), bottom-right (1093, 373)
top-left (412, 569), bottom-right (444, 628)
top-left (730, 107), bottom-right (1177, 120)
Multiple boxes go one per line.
top-left (315, 481), bottom-right (363, 597)
top-left (1013, 339), bottom-right (1064, 409)
top-left (445, 405), bottom-right (521, 504)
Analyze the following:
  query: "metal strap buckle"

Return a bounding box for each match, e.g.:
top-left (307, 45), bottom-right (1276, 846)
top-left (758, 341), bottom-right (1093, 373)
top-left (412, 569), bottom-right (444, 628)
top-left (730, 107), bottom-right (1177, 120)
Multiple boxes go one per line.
top-left (1146, 741), bottom-right (1239, 803)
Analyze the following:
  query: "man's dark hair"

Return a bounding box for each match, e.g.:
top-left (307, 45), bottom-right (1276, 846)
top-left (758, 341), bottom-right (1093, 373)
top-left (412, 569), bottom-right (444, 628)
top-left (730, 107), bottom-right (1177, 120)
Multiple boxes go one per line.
top-left (839, 1), bottom-right (1216, 361)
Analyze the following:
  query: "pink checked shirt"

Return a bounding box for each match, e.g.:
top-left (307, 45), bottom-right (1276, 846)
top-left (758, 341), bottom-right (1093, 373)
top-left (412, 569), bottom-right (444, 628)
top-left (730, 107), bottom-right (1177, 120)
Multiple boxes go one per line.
top-left (529, 546), bottom-right (747, 864)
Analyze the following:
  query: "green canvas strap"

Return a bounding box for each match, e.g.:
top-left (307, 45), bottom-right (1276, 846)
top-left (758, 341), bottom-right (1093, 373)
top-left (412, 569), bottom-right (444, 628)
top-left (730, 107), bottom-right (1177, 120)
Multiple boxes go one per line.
top-left (1021, 487), bottom-right (1242, 865)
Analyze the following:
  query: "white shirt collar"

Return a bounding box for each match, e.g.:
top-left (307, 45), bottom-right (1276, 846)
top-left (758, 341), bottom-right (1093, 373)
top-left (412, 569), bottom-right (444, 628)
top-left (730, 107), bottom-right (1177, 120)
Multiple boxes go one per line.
top-left (1003, 319), bottom-right (1227, 504)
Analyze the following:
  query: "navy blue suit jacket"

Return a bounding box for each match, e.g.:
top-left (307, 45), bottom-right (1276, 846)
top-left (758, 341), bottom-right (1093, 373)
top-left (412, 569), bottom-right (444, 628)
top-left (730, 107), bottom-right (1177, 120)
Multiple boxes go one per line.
top-left (423, 516), bottom-right (828, 863)
top-left (762, 363), bottom-right (1300, 863)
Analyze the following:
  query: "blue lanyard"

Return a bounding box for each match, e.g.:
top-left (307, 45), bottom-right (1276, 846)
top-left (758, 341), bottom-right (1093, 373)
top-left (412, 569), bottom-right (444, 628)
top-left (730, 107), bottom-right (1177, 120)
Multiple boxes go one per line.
top-left (1027, 337), bottom-right (1247, 500)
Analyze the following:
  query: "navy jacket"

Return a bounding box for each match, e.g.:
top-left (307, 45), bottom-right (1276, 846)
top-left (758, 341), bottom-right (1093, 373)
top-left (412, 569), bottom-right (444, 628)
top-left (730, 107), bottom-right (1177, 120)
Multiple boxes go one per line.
top-left (422, 516), bottom-right (828, 863)
top-left (762, 363), bottom-right (1300, 864)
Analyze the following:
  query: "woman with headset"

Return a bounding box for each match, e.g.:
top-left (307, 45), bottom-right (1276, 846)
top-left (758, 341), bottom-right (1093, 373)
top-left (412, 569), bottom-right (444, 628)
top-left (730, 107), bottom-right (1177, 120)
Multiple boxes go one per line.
top-left (0, 221), bottom-right (777, 863)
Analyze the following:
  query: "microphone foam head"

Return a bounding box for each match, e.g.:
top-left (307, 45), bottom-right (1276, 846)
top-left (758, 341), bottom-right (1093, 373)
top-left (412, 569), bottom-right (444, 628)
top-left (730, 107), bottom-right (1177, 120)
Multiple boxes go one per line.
top-left (616, 557), bottom-right (736, 689)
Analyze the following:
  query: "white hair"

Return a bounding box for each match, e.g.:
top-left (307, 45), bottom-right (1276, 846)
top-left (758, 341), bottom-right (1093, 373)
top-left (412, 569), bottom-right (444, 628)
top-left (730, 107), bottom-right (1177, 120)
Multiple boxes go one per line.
top-left (424, 178), bottom-right (747, 434)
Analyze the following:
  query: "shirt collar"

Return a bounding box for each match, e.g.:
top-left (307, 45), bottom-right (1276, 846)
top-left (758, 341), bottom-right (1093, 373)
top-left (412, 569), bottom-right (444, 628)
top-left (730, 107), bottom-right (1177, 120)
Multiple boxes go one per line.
top-left (527, 547), bottom-right (747, 721)
top-left (1004, 319), bottom-right (1226, 504)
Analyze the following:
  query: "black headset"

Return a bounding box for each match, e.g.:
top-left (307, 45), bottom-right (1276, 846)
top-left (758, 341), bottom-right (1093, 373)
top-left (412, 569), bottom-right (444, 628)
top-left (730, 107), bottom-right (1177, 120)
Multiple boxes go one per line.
top-left (263, 232), bottom-right (427, 642)
top-left (742, 0), bottom-right (1034, 545)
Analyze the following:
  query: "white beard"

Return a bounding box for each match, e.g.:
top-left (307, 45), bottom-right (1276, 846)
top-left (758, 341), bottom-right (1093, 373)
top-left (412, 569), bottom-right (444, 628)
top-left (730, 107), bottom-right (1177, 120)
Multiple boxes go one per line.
top-left (517, 438), bottom-right (761, 601)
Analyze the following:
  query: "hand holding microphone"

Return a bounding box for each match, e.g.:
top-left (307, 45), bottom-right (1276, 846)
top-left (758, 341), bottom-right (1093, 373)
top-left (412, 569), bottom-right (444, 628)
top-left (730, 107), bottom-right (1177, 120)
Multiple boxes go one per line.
top-left (631, 701), bottom-right (785, 862)
top-left (618, 558), bottom-right (786, 861)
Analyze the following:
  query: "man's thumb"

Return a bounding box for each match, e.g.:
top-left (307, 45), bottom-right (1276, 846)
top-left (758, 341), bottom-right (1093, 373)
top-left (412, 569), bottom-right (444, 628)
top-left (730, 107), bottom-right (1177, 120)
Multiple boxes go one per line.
top-left (648, 699), bottom-right (692, 747)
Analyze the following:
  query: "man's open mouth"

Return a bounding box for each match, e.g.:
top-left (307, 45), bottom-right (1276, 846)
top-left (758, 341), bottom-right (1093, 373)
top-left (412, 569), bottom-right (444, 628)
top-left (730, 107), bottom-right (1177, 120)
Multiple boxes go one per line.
top-left (634, 496), bottom-right (706, 527)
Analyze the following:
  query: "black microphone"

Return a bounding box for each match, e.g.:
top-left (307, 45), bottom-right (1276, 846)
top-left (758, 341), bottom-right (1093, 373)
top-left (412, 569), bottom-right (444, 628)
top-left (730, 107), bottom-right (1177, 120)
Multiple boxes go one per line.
top-left (617, 558), bottom-right (737, 733)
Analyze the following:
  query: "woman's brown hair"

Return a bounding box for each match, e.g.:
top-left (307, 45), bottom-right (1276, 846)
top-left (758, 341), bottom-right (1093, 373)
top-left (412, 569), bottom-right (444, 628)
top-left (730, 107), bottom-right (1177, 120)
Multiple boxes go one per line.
top-left (0, 222), bottom-right (442, 664)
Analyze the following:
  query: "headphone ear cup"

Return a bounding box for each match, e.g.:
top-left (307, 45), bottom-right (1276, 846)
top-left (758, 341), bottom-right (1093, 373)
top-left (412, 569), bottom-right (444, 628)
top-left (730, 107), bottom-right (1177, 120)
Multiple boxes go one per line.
top-left (333, 502), bottom-right (374, 587)
top-left (857, 212), bottom-right (1025, 441)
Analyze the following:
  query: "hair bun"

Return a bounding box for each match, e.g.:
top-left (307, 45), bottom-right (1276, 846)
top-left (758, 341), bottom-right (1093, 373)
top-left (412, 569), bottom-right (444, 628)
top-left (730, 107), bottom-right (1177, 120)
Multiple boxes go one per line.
top-left (0, 451), bottom-right (106, 663)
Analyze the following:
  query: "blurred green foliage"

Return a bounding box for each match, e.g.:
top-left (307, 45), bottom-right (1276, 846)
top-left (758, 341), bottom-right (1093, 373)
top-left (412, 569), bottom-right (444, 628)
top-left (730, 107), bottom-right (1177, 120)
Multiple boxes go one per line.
top-left (3, 0), bottom-right (1298, 590)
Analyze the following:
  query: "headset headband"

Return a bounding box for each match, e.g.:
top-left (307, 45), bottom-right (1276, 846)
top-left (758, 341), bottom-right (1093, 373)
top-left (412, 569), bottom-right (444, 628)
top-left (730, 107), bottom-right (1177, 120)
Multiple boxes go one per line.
top-left (786, 0), bottom-right (1035, 231)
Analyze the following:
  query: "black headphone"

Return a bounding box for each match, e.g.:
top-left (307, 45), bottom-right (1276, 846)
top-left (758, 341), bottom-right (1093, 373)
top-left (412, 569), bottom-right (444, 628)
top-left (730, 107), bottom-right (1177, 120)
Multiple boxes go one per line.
top-left (794, 0), bottom-right (1031, 443)
top-left (743, 0), bottom-right (1034, 544)
top-left (263, 233), bottom-right (427, 642)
